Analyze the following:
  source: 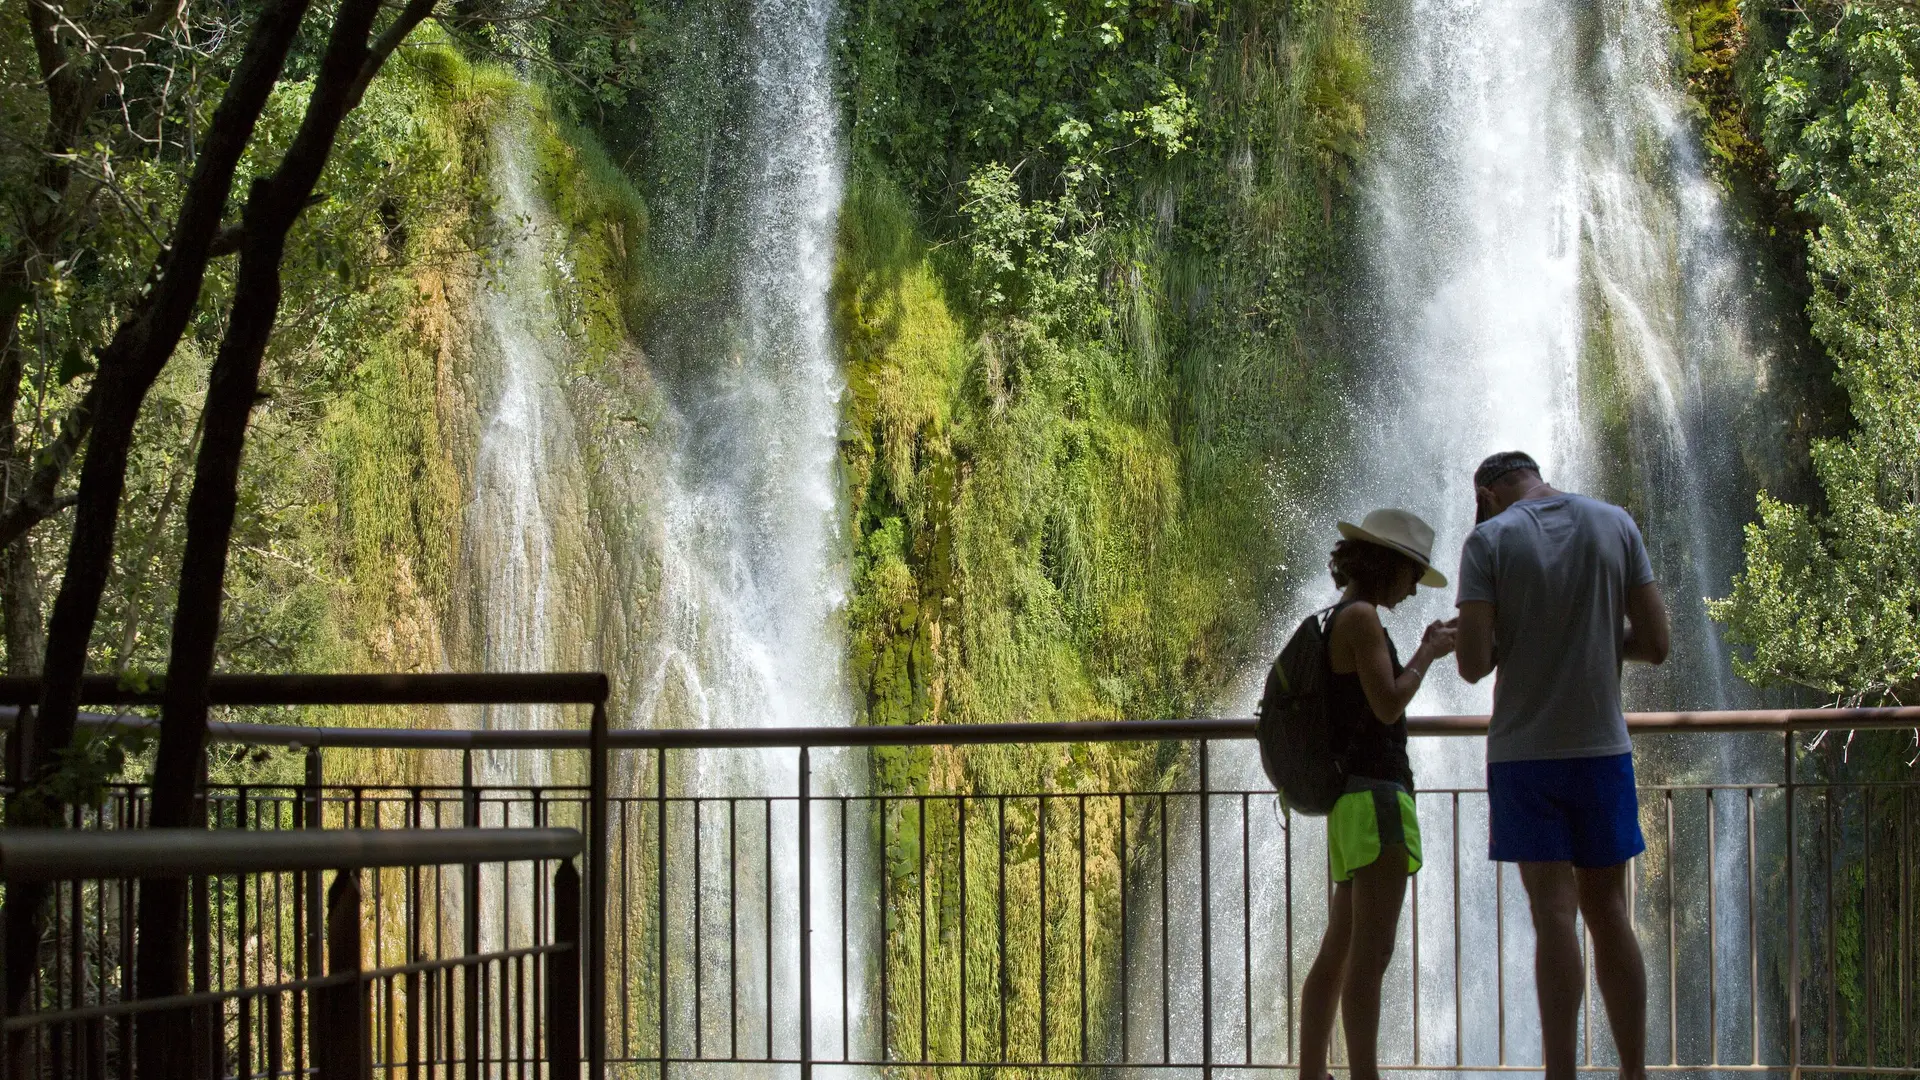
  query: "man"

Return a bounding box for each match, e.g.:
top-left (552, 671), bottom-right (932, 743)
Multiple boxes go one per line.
top-left (1454, 451), bottom-right (1670, 1080)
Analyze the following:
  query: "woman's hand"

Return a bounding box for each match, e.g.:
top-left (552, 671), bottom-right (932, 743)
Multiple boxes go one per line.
top-left (1419, 618), bottom-right (1458, 659)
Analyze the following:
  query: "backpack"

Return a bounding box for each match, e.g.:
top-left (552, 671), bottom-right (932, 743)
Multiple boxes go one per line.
top-left (1255, 604), bottom-right (1349, 816)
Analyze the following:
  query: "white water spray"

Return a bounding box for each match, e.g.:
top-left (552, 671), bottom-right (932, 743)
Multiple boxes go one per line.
top-left (625, 0), bottom-right (866, 1067)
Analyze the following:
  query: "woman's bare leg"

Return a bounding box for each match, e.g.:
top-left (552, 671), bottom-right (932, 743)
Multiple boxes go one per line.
top-left (1340, 844), bottom-right (1411, 1080)
top-left (1299, 881), bottom-right (1354, 1080)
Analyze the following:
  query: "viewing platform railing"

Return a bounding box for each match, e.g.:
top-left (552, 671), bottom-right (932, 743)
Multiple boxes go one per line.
top-left (0, 675), bottom-right (1914, 1079)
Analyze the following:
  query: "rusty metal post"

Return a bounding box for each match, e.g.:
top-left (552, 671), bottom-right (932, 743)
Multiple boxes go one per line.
top-left (305, 747), bottom-right (325, 974)
top-left (1787, 730), bottom-right (1800, 1080)
top-left (548, 860), bottom-right (582, 1076)
top-left (587, 700), bottom-right (607, 1080)
top-left (462, 750), bottom-right (480, 1080)
top-left (318, 869), bottom-right (367, 1080)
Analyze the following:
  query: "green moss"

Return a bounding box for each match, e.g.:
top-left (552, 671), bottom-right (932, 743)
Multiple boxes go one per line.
top-left (833, 0), bottom-right (1368, 1061)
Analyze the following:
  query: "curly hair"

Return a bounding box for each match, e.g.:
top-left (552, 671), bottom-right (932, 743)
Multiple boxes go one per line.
top-left (1328, 538), bottom-right (1421, 600)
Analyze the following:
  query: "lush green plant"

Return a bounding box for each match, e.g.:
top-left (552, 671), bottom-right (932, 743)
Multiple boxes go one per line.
top-left (1711, 4), bottom-right (1920, 710)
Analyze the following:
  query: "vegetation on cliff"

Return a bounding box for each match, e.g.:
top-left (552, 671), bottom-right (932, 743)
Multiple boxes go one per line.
top-left (1710, 2), bottom-right (1920, 714)
top-left (836, 0), bottom-right (1364, 738)
top-left (826, 0), bottom-right (1369, 1061)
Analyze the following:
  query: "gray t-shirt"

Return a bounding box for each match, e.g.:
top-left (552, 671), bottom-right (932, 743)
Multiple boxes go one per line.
top-left (1456, 493), bottom-right (1655, 763)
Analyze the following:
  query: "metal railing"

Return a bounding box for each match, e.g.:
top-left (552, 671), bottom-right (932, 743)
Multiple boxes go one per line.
top-left (3, 677), bottom-right (1917, 1079)
top-left (0, 826), bottom-right (582, 1079)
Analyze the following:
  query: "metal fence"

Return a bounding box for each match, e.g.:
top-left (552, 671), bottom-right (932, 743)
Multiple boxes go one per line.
top-left (2, 679), bottom-right (1916, 1080)
top-left (0, 827), bottom-right (582, 1080)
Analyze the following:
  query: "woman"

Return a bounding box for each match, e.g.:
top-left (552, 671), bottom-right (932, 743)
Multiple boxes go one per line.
top-left (1298, 508), bottom-right (1456, 1080)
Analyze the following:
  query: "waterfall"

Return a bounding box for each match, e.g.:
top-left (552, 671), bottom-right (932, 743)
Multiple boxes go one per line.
top-left (455, 0), bottom-right (862, 1060)
top-left (624, 0), bottom-right (866, 1065)
top-left (1184, 0), bottom-right (1787, 1071)
top-left (466, 117), bottom-right (594, 789)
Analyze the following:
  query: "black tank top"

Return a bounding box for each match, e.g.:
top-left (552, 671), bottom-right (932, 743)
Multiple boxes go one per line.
top-left (1325, 601), bottom-right (1415, 791)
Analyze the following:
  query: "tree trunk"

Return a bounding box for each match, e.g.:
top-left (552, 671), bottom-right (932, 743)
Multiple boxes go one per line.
top-left (5, 537), bottom-right (43, 676)
top-left (1, 0), bottom-right (315, 1022)
top-left (133, 0), bottom-right (437, 1057)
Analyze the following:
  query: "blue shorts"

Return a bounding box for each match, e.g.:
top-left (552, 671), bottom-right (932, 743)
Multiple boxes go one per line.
top-left (1488, 752), bottom-right (1645, 867)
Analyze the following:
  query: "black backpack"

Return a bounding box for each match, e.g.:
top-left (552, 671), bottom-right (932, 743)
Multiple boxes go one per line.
top-left (1255, 605), bottom-right (1348, 816)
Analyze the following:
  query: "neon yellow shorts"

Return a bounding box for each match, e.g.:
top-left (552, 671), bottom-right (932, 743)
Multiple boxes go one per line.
top-left (1328, 784), bottom-right (1423, 883)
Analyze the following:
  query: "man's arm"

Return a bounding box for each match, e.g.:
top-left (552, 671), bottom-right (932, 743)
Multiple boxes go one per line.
top-left (1623, 581), bottom-right (1670, 664)
top-left (1456, 600), bottom-right (1496, 683)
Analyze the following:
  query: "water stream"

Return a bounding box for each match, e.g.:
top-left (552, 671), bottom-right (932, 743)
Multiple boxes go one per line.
top-left (459, 0), bottom-right (862, 1064)
top-left (625, 0), bottom-right (866, 1065)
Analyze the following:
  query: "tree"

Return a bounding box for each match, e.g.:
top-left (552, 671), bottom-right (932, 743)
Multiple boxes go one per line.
top-left (1712, 5), bottom-right (1920, 712)
top-left (131, 1), bottom-right (435, 1057)
top-left (0, 0), bottom-right (210, 673)
top-left (0, 0), bottom-right (438, 1038)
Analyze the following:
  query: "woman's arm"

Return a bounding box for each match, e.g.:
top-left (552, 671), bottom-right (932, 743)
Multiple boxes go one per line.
top-left (1333, 604), bottom-right (1455, 724)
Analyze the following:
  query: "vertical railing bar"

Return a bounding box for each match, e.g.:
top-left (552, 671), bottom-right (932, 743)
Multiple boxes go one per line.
top-left (1199, 741), bottom-right (1213, 1080)
top-left (658, 746), bottom-right (669, 1080)
top-left (1120, 792), bottom-right (1130, 1065)
top-left (1668, 787), bottom-right (1678, 1066)
top-left (959, 793), bottom-right (968, 1065)
top-left (702, 791), bottom-right (710, 1053)
top-left (589, 700), bottom-right (610, 1080)
top-left (1160, 792), bottom-right (1170, 1066)
top-left (766, 797), bottom-right (774, 1062)
top-left (1903, 782), bottom-right (1913, 1070)
top-left (1748, 787), bottom-right (1759, 1066)
top-left (798, 746), bottom-right (813, 1080)
top-left (1865, 783), bottom-right (1877, 1069)
top-left (878, 795), bottom-right (889, 1064)
top-left (1827, 775), bottom-right (1837, 1068)
top-left (1786, 733), bottom-right (1800, 1080)
top-left (1710, 787), bottom-right (1720, 1067)
top-left (1038, 791), bottom-right (1048, 1064)
top-left (920, 793), bottom-right (931, 1064)
top-left (839, 796), bottom-right (848, 1062)
top-left (998, 794), bottom-right (1009, 1063)
top-left (1287, 799), bottom-right (1296, 1067)
top-left (1242, 791), bottom-right (1252, 1067)
top-left (1497, 855), bottom-right (1506, 1066)
top-left (616, 797), bottom-right (631, 1061)
top-left (408, 788), bottom-right (423, 1080)
top-left (1412, 795), bottom-right (1421, 1067)
top-left (731, 797), bottom-right (740, 1062)
top-left (1081, 793), bottom-right (1090, 1066)
top-left (464, 753), bottom-right (482, 1079)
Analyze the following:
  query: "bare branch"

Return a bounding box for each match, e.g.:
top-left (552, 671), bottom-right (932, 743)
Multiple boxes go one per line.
top-left (0, 386), bottom-right (95, 550)
top-left (346, 0), bottom-right (440, 110)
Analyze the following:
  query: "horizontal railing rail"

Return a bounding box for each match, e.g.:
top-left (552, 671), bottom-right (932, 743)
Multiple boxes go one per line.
top-left (0, 826), bottom-right (581, 881)
top-left (6, 705), bottom-right (1917, 751)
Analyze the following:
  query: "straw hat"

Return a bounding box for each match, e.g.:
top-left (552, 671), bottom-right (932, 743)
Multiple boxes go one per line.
top-left (1336, 508), bottom-right (1448, 588)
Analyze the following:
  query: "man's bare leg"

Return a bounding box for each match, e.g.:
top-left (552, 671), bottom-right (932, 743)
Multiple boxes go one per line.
top-left (1519, 862), bottom-right (1585, 1080)
top-left (1577, 862), bottom-right (1647, 1080)
top-left (1299, 881), bottom-right (1353, 1080)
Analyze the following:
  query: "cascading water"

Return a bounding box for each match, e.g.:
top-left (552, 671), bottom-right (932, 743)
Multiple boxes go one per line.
top-left (460, 114), bottom-right (602, 960)
top-left (623, 0), bottom-right (867, 1067)
top-left (1173, 0), bottom-right (1789, 1071)
top-left (455, 0), bottom-right (863, 1063)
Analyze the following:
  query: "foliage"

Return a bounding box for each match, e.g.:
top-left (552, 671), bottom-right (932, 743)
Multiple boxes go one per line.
top-left (1711, 4), bottom-right (1920, 707)
top-left (830, 0), bottom-right (1369, 1061)
top-left (835, 0), bottom-right (1362, 740)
